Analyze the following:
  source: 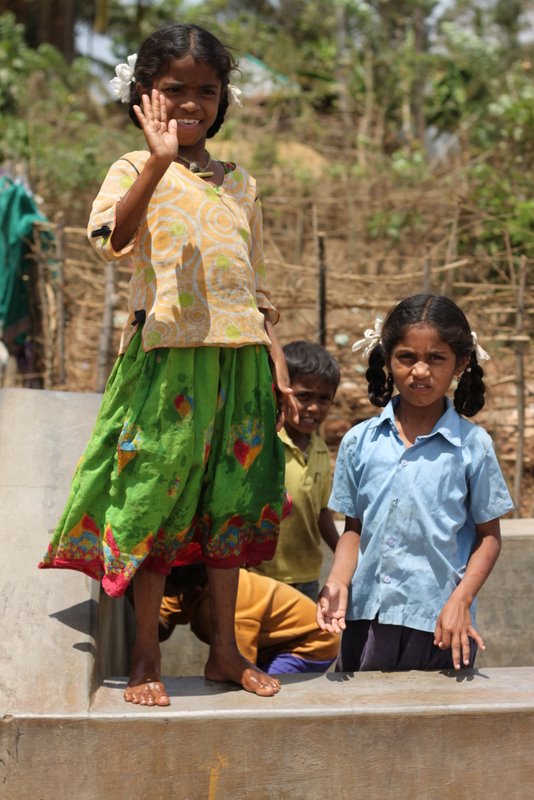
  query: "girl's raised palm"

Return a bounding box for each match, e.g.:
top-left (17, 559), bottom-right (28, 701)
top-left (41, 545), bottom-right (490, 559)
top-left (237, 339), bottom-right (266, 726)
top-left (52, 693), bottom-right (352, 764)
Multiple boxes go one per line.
top-left (133, 90), bottom-right (179, 164)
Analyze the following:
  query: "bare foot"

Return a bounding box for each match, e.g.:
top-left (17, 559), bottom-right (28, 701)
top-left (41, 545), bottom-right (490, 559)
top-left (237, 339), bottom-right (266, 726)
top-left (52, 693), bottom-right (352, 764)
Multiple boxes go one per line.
top-left (124, 680), bottom-right (170, 707)
top-left (125, 645), bottom-right (170, 707)
top-left (205, 647), bottom-right (281, 697)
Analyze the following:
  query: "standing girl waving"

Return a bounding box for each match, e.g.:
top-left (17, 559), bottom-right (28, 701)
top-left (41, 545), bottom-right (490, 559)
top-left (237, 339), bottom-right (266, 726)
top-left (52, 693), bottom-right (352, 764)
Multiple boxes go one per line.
top-left (317, 294), bottom-right (513, 672)
top-left (40, 23), bottom-right (296, 705)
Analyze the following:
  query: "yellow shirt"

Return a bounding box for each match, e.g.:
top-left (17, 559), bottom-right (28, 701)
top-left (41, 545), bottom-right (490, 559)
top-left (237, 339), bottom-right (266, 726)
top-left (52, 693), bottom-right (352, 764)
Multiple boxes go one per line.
top-left (255, 428), bottom-right (332, 583)
top-left (87, 152), bottom-right (278, 354)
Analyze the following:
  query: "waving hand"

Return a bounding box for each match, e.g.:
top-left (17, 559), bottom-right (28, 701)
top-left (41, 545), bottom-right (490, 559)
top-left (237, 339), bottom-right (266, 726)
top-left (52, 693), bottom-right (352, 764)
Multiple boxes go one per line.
top-left (133, 90), bottom-right (179, 164)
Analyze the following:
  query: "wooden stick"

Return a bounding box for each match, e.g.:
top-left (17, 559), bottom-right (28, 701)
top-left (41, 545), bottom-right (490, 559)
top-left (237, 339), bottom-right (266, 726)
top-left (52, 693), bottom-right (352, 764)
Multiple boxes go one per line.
top-left (54, 212), bottom-right (66, 386)
top-left (313, 205), bottom-right (327, 347)
top-left (513, 255), bottom-right (528, 517)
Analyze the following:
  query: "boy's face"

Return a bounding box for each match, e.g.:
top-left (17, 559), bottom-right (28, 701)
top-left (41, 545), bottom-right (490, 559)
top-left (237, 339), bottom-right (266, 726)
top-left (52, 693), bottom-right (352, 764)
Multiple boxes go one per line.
top-left (284, 373), bottom-right (335, 439)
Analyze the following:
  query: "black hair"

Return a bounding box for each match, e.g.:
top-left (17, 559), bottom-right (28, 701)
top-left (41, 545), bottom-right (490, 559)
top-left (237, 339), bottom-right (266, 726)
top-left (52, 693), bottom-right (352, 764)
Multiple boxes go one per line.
top-left (283, 340), bottom-right (340, 396)
top-left (365, 293), bottom-right (486, 416)
top-left (128, 23), bottom-right (237, 137)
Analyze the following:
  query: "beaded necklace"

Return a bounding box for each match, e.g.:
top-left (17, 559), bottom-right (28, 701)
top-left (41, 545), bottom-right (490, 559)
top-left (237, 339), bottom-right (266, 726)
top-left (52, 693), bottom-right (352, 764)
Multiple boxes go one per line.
top-left (176, 151), bottom-right (214, 178)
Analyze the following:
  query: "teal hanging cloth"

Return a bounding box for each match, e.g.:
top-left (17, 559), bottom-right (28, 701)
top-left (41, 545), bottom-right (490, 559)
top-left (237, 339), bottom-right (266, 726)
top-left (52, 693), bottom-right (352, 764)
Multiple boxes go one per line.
top-left (0, 176), bottom-right (48, 350)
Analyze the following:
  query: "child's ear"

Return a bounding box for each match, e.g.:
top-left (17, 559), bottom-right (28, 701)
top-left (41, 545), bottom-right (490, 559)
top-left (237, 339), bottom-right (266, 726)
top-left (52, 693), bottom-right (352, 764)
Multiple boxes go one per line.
top-left (134, 81), bottom-right (149, 99)
top-left (455, 356), bottom-right (470, 377)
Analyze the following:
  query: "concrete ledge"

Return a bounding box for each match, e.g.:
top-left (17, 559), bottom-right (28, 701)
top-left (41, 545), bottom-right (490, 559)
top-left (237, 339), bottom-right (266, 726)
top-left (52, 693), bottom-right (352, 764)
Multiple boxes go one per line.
top-left (477, 518), bottom-right (534, 667)
top-left (160, 516), bottom-right (534, 675)
top-left (0, 388), bottom-right (131, 715)
top-left (0, 388), bottom-right (102, 716)
top-left (2, 388), bottom-right (534, 799)
top-left (3, 668), bottom-right (534, 799)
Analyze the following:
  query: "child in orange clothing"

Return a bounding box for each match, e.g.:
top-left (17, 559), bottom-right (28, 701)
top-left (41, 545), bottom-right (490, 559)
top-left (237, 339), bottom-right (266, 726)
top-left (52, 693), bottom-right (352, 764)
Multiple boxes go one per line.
top-left (159, 564), bottom-right (338, 673)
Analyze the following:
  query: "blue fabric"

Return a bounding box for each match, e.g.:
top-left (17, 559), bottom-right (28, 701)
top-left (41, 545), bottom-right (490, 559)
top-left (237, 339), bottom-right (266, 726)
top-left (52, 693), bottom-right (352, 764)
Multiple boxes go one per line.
top-left (290, 580), bottom-right (320, 602)
top-left (259, 653), bottom-right (335, 674)
top-left (329, 397), bottom-right (514, 633)
top-left (338, 619), bottom-right (478, 672)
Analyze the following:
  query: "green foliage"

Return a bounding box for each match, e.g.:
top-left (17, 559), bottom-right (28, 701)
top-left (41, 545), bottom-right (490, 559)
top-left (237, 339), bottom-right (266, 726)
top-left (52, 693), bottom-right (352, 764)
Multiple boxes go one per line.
top-left (367, 207), bottom-right (425, 242)
top-left (3, 0), bottom-right (534, 257)
top-left (0, 13), bottom-right (35, 116)
top-left (0, 11), bottom-right (142, 221)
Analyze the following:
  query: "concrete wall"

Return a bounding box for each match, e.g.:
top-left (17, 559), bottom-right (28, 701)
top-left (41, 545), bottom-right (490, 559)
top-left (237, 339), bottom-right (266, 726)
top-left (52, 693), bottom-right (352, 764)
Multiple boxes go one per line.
top-left (477, 518), bottom-right (534, 667)
top-left (0, 387), bottom-right (131, 716)
top-left (2, 388), bottom-right (534, 800)
top-left (160, 517), bottom-right (534, 675)
top-left (4, 669), bottom-right (534, 799)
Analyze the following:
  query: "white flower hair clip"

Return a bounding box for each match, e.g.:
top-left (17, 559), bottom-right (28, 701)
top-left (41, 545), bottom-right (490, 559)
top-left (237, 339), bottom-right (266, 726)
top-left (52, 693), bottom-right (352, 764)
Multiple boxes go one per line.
top-left (110, 53), bottom-right (137, 103)
top-left (471, 331), bottom-right (490, 361)
top-left (227, 84), bottom-right (243, 107)
top-left (352, 317), bottom-right (383, 359)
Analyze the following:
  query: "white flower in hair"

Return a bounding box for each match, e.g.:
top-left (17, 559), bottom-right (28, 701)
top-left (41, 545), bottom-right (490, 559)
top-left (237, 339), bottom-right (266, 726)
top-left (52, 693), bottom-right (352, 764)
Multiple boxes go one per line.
top-left (471, 331), bottom-right (490, 361)
top-left (110, 53), bottom-right (137, 103)
top-left (227, 84), bottom-right (243, 107)
top-left (352, 317), bottom-right (383, 359)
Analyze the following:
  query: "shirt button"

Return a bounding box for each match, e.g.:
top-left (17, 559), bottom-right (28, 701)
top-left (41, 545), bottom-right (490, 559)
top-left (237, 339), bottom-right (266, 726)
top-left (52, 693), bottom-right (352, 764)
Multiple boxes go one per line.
top-left (383, 575), bottom-right (391, 584)
top-left (392, 498), bottom-right (399, 506)
top-left (400, 459), bottom-right (408, 468)
top-left (386, 537), bottom-right (395, 547)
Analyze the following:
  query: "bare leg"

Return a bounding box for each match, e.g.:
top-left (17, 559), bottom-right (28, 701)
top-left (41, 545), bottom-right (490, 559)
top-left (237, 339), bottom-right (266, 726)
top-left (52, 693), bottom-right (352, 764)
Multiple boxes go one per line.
top-left (124, 569), bottom-right (170, 707)
top-left (204, 566), bottom-right (281, 697)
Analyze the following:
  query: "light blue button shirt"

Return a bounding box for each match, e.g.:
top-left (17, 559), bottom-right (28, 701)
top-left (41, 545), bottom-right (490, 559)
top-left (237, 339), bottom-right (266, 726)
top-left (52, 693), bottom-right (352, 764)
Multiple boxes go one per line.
top-left (329, 398), bottom-right (514, 633)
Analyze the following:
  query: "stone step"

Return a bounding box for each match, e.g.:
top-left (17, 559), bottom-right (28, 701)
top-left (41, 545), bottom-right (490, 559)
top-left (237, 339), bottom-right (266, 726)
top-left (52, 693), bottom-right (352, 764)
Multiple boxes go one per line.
top-left (3, 668), bottom-right (534, 798)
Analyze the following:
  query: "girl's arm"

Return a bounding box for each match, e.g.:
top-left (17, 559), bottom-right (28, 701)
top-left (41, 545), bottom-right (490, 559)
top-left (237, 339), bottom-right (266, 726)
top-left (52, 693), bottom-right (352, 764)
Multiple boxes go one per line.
top-left (434, 518), bottom-right (502, 670)
top-left (318, 508), bottom-right (340, 553)
top-left (111, 90), bottom-right (178, 252)
top-left (316, 515), bottom-right (361, 634)
top-left (262, 313), bottom-right (299, 430)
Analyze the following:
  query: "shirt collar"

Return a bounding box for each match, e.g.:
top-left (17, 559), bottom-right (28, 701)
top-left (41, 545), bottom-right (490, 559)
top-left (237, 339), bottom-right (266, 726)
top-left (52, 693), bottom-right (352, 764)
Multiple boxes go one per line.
top-left (369, 396), bottom-right (462, 447)
top-left (278, 426), bottom-right (296, 448)
top-left (279, 426), bottom-right (316, 454)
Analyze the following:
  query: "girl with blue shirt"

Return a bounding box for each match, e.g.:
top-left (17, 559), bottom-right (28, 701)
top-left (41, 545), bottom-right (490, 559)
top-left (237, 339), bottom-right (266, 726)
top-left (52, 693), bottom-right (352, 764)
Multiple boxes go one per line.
top-left (317, 294), bottom-right (513, 672)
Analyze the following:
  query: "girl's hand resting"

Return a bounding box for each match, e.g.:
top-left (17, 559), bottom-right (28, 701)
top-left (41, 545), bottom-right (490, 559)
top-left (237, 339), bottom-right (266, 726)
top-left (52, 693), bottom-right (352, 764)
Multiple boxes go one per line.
top-left (262, 314), bottom-right (299, 431)
top-left (271, 363), bottom-right (299, 432)
top-left (133, 90), bottom-right (179, 165)
top-left (316, 580), bottom-right (348, 634)
top-left (434, 596), bottom-right (485, 670)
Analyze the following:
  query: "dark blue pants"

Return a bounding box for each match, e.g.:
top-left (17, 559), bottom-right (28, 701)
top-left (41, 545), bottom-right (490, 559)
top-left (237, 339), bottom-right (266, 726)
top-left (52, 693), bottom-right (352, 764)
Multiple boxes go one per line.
top-left (337, 618), bottom-right (478, 672)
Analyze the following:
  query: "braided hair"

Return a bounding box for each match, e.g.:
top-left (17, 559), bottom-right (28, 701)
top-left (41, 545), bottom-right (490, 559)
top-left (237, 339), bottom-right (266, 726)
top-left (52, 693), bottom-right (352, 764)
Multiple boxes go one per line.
top-left (128, 24), bottom-right (237, 138)
top-left (365, 294), bottom-right (486, 416)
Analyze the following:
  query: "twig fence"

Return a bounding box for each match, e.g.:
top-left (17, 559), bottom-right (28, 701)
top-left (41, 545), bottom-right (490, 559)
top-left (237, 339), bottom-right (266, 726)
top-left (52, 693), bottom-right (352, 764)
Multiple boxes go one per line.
top-left (3, 198), bottom-right (532, 515)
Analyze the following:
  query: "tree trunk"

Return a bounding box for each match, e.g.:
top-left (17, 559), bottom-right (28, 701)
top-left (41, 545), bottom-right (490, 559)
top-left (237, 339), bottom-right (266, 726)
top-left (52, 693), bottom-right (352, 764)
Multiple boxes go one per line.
top-left (37, 0), bottom-right (76, 61)
top-left (3, 0), bottom-right (76, 61)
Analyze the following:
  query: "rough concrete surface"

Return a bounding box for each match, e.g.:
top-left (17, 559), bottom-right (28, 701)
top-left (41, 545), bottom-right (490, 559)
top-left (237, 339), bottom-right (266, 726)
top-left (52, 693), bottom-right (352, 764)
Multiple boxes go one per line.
top-left (4, 669), bottom-right (534, 799)
top-left (477, 518), bottom-right (534, 667)
top-left (2, 387), bottom-right (534, 799)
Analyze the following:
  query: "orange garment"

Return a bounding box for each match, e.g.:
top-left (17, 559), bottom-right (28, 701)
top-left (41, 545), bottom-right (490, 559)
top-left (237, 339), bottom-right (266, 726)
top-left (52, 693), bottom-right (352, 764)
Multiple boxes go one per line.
top-left (160, 568), bottom-right (338, 665)
top-left (88, 152), bottom-right (278, 354)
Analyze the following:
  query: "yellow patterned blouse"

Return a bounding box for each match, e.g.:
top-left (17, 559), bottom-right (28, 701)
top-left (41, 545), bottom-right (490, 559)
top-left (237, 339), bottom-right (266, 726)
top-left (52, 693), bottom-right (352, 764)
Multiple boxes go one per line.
top-left (87, 151), bottom-right (279, 354)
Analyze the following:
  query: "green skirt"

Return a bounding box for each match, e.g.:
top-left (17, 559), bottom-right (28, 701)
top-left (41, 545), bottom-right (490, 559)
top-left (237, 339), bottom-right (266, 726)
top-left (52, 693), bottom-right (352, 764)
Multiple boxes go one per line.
top-left (39, 333), bottom-right (286, 597)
